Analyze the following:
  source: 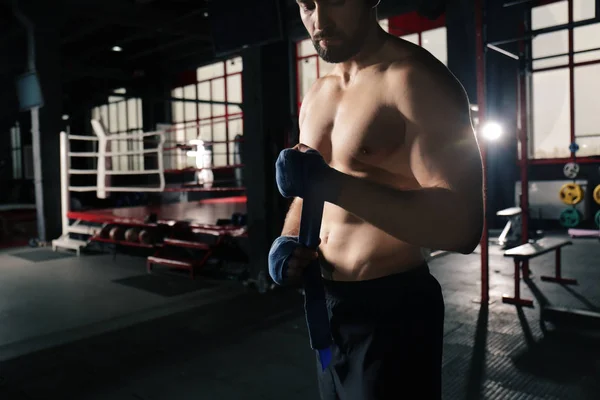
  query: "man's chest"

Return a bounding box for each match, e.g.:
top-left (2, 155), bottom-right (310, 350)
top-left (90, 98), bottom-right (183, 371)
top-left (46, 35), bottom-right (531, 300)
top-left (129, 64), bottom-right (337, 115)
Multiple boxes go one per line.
top-left (300, 85), bottom-right (410, 176)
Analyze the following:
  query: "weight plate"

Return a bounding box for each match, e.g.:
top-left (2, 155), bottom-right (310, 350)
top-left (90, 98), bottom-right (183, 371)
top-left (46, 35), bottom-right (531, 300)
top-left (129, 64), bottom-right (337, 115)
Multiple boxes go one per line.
top-left (559, 208), bottom-right (581, 228)
top-left (595, 210), bottom-right (600, 229)
top-left (563, 162), bottom-right (579, 179)
top-left (594, 184), bottom-right (600, 206)
top-left (559, 183), bottom-right (584, 205)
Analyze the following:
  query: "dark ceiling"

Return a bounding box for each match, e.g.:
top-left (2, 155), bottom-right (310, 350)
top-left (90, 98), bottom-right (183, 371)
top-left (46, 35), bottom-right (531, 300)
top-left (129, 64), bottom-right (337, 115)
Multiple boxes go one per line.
top-left (1, 0), bottom-right (214, 84)
top-left (0, 0), bottom-right (418, 125)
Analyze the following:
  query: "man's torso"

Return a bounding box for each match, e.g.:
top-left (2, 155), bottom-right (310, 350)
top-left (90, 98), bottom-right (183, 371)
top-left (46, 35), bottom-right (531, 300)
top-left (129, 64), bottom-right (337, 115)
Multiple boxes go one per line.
top-left (299, 38), bottom-right (431, 281)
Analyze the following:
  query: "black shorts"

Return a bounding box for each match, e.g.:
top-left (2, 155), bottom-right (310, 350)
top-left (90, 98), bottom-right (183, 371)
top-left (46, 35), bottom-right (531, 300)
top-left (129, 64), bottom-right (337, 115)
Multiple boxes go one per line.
top-left (316, 263), bottom-right (444, 400)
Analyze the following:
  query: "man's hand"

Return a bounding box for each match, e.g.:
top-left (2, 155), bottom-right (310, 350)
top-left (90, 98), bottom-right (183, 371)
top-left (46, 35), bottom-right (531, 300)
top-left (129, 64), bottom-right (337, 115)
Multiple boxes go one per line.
top-left (268, 235), bottom-right (320, 285)
top-left (275, 143), bottom-right (335, 200)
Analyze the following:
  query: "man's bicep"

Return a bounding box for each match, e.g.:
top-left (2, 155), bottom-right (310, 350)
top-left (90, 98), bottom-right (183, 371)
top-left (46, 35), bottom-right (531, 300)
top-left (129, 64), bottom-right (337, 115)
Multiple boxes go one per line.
top-left (401, 63), bottom-right (482, 191)
top-left (409, 122), bottom-right (481, 190)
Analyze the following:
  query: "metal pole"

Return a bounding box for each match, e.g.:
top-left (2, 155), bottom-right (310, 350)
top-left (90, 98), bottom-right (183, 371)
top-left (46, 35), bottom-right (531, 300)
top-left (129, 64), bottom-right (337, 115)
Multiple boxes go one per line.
top-left (487, 17), bottom-right (600, 47)
top-left (518, 36), bottom-right (529, 245)
top-left (475, 0), bottom-right (489, 304)
top-left (568, 0), bottom-right (576, 157)
top-left (59, 132), bottom-right (70, 236)
top-left (13, 0), bottom-right (47, 242)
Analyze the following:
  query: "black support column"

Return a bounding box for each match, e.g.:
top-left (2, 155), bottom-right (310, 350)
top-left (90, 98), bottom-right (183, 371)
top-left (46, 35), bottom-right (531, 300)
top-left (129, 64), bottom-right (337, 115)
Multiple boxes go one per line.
top-left (242, 40), bottom-right (293, 281)
top-left (17, 1), bottom-right (63, 241)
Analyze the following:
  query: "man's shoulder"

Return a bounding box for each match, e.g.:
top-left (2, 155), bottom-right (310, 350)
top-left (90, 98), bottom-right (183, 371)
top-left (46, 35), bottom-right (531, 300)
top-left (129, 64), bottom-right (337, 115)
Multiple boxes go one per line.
top-left (382, 38), bottom-right (472, 126)
top-left (384, 38), bottom-right (467, 103)
top-left (305, 74), bottom-right (337, 100)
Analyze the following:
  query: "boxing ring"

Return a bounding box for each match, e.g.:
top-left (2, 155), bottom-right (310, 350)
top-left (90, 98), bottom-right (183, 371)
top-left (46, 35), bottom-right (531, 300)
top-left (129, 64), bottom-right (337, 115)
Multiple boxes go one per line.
top-left (52, 119), bottom-right (248, 278)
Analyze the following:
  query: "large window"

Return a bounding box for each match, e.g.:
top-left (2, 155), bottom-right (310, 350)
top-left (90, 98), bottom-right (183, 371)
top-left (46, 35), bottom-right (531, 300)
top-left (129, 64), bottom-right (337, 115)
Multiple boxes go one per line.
top-left (531, 0), bottom-right (600, 159)
top-left (91, 89), bottom-right (144, 171)
top-left (170, 57), bottom-right (243, 170)
top-left (10, 122), bottom-right (22, 180)
top-left (296, 12), bottom-right (447, 106)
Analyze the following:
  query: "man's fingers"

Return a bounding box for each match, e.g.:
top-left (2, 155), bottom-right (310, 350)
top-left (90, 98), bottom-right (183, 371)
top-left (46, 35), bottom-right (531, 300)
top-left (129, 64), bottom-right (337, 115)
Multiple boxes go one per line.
top-left (293, 246), bottom-right (319, 260)
top-left (294, 143), bottom-right (313, 153)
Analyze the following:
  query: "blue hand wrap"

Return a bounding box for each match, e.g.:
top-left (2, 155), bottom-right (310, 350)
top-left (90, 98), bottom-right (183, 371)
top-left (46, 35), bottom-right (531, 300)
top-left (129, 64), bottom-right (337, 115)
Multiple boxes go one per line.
top-left (268, 235), bottom-right (298, 286)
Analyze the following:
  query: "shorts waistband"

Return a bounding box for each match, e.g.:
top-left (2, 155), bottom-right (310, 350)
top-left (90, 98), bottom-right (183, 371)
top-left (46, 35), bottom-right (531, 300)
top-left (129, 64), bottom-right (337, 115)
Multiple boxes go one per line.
top-left (322, 262), bottom-right (431, 298)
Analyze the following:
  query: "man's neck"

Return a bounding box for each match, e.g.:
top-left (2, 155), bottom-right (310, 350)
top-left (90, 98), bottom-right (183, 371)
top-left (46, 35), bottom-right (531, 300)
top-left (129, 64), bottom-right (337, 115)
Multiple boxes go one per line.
top-left (335, 24), bottom-right (389, 80)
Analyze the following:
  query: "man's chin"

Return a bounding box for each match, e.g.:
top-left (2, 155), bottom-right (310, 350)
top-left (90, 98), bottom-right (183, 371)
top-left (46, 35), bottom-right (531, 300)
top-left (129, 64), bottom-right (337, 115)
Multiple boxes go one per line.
top-left (314, 43), bottom-right (360, 64)
top-left (316, 49), bottom-right (349, 64)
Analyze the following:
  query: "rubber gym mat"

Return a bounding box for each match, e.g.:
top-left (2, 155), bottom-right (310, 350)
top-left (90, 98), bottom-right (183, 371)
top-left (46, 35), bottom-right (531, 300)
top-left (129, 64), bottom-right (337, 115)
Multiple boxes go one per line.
top-left (11, 249), bottom-right (74, 263)
top-left (113, 274), bottom-right (215, 297)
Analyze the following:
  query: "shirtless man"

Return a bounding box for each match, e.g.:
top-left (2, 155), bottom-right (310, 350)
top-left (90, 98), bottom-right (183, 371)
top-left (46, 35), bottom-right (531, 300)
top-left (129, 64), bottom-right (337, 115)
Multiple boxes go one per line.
top-left (270, 0), bottom-right (484, 398)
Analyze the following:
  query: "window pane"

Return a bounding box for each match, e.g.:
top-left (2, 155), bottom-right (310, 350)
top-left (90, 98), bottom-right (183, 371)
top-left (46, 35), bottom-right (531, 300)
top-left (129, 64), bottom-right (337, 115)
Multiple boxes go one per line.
top-left (109, 103), bottom-right (118, 133)
top-left (186, 125), bottom-right (197, 142)
top-left (212, 78), bottom-right (226, 117)
top-left (400, 33), bottom-right (419, 45)
top-left (422, 27), bottom-right (447, 65)
top-left (532, 31), bottom-right (569, 69)
top-left (298, 39), bottom-right (316, 57)
top-left (532, 1), bottom-right (568, 30)
top-left (213, 143), bottom-right (227, 168)
top-left (11, 123), bottom-right (20, 147)
top-left (137, 99), bottom-right (142, 128)
top-left (213, 120), bottom-right (227, 141)
top-left (173, 101), bottom-right (184, 123)
top-left (574, 23), bottom-right (600, 63)
top-left (127, 99), bottom-right (138, 130)
top-left (574, 64), bottom-right (600, 145)
top-left (12, 149), bottom-right (22, 179)
top-left (226, 57), bottom-right (243, 74)
top-left (200, 121), bottom-right (212, 142)
top-left (228, 118), bottom-right (243, 138)
top-left (574, 0), bottom-right (596, 22)
top-left (532, 68), bottom-right (571, 159)
top-left (118, 101), bottom-right (127, 132)
top-left (226, 74), bottom-right (243, 115)
top-left (198, 82), bottom-right (211, 119)
top-left (575, 135), bottom-right (600, 157)
top-left (183, 84), bottom-right (197, 122)
top-left (197, 61), bottom-right (224, 81)
top-left (298, 56), bottom-right (318, 102)
top-left (98, 106), bottom-right (107, 128)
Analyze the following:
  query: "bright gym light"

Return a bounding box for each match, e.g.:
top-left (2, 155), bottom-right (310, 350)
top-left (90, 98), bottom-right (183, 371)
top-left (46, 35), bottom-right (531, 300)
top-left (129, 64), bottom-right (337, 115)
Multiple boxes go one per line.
top-left (481, 122), bottom-right (503, 141)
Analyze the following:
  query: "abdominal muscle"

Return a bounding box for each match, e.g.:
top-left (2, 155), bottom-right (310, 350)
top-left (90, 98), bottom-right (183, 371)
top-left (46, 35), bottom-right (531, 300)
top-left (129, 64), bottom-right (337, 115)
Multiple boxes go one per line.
top-left (318, 204), bottom-right (425, 282)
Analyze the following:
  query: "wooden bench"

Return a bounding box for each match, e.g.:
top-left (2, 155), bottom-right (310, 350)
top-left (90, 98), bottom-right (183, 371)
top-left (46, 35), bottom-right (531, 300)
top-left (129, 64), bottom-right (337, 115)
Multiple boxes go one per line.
top-left (502, 238), bottom-right (575, 307)
top-left (542, 306), bottom-right (600, 332)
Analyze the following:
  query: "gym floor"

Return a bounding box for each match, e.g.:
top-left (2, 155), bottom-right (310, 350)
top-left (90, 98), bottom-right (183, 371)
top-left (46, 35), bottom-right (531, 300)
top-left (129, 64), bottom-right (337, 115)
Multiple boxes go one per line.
top-left (0, 233), bottom-right (598, 399)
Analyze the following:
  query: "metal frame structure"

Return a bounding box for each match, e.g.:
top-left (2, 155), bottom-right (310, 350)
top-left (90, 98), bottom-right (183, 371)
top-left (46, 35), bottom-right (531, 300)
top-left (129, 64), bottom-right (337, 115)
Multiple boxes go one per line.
top-left (476, 0), bottom-right (600, 303)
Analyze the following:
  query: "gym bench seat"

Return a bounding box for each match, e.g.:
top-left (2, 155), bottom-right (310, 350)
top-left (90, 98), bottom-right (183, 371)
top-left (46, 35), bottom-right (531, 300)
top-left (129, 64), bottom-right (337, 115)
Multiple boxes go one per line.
top-left (502, 238), bottom-right (574, 307)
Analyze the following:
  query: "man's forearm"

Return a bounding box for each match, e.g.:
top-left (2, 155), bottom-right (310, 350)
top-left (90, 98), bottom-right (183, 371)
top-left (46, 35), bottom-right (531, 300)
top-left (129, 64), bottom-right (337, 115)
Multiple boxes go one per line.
top-left (281, 198), bottom-right (302, 236)
top-left (325, 171), bottom-right (482, 254)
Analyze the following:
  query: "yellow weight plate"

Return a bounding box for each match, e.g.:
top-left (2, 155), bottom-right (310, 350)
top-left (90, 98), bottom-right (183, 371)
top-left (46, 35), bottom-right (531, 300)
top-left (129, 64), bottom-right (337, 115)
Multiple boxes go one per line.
top-left (594, 184), bottom-right (600, 206)
top-left (559, 183), bottom-right (584, 205)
